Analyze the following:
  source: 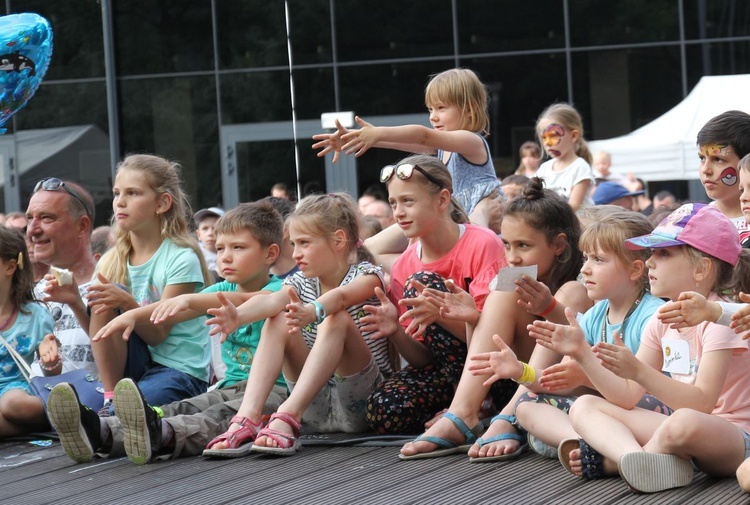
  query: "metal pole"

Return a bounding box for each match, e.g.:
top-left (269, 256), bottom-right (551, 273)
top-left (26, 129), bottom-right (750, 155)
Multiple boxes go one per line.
top-left (101, 0), bottom-right (121, 181)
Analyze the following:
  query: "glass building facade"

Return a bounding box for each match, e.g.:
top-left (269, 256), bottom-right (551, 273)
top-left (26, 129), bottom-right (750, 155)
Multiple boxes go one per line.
top-left (4, 0), bottom-right (750, 223)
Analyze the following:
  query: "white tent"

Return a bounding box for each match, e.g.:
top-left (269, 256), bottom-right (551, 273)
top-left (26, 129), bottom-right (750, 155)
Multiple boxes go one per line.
top-left (589, 74), bottom-right (750, 181)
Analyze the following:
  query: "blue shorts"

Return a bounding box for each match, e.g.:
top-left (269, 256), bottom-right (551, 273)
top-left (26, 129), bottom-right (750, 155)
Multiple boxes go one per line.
top-left (741, 428), bottom-right (750, 460)
top-left (0, 380), bottom-right (32, 398)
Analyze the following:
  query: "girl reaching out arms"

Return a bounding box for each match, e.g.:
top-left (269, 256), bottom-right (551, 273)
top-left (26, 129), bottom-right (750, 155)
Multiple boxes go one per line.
top-left (202, 193), bottom-right (391, 456)
top-left (534, 203), bottom-right (750, 493)
top-left (313, 68), bottom-right (502, 226)
top-left (534, 103), bottom-right (595, 210)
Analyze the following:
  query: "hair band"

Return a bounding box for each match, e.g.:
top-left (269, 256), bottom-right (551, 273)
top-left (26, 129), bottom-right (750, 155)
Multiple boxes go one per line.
top-left (16, 252), bottom-right (23, 270)
top-left (355, 239), bottom-right (363, 248)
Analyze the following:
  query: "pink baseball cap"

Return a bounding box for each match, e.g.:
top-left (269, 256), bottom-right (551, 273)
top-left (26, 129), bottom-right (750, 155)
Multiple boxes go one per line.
top-left (625, 203), bottom-right (741, 266)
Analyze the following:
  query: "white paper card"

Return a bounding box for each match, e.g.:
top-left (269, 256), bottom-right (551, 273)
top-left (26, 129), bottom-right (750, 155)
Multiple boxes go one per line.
top-left (491, 265), bottom-right (538, 292)
top-left (661, 338), bottom-right (690, 375)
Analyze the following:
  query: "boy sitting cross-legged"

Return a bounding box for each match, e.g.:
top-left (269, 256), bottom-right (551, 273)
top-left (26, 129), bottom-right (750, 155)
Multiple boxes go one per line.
top-left (47, 202), bottom-right (289, 464)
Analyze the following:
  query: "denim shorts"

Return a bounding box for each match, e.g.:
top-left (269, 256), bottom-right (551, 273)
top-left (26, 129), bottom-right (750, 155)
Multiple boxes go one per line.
top-left (285, 357), bottom-right (382, 433)
top-left (741, 428), bottom-right (750, 460)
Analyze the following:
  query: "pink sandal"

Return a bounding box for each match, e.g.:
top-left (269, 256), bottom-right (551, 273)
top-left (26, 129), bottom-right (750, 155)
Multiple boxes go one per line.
top-left (202, 415), bottom-right (262, 458)
top-left (250, 412), bottom-right (302, 456)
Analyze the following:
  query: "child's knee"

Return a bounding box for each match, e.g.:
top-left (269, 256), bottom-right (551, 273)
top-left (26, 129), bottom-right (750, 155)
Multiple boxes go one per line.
top-left (737, 458), bottom-right (750, 492)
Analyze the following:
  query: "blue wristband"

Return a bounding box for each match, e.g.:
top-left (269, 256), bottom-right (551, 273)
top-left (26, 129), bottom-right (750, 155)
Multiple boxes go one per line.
top-left (311, 301), bottom-right (326, 324)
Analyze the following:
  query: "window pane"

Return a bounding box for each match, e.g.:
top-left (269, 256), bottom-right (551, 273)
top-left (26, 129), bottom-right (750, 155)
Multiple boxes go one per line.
top-left (338, 61), bottom-right (448, 116)
top-left (16, 81), bottom-right (108, 133)
top-left (119, 76), bottom-right (220, 211)
top-left (684, 0), bottom-right (750, 39)
top-left (236, 139), bottom-right (325, 202)
top-left (685, 40), bottom-right (750, 86)
top-left (11, 0), bottom-right (104, 79)
top-left (221, 68), bottom-right (335, 124)
top-left (335, 1), bottom-right (453, 62)
top-left (114, 0), bottom-right (213, 75)
top-left (457, 0), bottom-right (565, 52)
top-left (217, 0), bottom-right (332, 68)
top-left (569, 0), bottom-right (679, 46)
top-left (572, 46), bottom-right (683, 140)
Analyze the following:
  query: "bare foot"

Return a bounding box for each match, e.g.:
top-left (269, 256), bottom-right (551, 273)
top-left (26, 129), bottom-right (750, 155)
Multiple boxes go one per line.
top-left (568, 447), bottom-right (584, 477)
top-left (424, 409), bottom-right (447, 429)
top-left (467, 417), bottom-right (521, 459)
top-left (401, 413), bottom-right (476, 457)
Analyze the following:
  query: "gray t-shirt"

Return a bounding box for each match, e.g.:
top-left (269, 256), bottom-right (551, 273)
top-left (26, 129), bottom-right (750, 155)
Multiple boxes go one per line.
top-left (438, 134), bottom-right (501, 215)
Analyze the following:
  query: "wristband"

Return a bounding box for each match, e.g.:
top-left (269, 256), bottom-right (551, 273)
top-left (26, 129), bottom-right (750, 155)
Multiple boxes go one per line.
top-left (512, 362), bottom-right (536, 386)
top-left (39, 358), bottom-right (62, 372)
top-left (539, 297), bottom-right (557, 317)
top-left (311, 301), bottom-right (327, 324)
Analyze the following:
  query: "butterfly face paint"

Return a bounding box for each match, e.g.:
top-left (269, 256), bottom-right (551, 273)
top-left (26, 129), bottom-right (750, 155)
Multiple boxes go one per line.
top-left (720, 167), bottom-right (738, 186)
top-left (540, 123), bottom-right (565, 147)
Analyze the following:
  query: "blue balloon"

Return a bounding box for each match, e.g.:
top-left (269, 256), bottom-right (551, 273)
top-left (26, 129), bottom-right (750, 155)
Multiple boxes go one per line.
top-left (0, 13), bottom-right (52, 133)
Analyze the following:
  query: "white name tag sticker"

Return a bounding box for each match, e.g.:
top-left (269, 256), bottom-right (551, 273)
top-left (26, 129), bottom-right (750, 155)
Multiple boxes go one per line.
top-left (490, 265), bottom-right (538, 292)
top-left (661, 338), bottom-right (690, 374)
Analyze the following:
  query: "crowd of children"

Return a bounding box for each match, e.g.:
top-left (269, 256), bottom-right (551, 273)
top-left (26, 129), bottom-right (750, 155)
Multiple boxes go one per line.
top-left (1, 66), bottom-right (750, 498)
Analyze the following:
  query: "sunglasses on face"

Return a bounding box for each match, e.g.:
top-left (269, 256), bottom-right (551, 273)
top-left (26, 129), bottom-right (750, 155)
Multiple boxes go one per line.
top-left (379, 164), bottom-right (444, 189)
top-left (34, 177), bottom-right (94, 219)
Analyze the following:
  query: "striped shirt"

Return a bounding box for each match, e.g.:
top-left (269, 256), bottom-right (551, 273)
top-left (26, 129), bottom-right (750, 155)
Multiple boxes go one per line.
top-left (283, 261), bottom-right (391, 375)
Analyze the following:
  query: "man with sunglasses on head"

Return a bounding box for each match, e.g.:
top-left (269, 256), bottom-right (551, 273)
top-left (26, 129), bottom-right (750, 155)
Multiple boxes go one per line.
top-left (26, 178), bottom-right (99, 377)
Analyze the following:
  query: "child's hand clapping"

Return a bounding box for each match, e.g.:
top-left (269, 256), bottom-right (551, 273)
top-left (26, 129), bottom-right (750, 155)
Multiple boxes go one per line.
top-left (398, 279), bottom-right (441, 337)
top-left (150, 294), bottom-right (191, 324)
top-left (87, 273), bottom-right (136, 315)
top-left (311, 119), bottom-right (349, 163)
top-left (528, 307), bottom-right (587, 358)
top-left (206, 292), bottom-right (240, 342)
top-left (422, 279), bottom-right (479, 325)
top-left (467, 334), bottom-right (523, 387)
top-left (515, 275), bottom-right (555, 316)
top-left (657, 291), bottom-right (720, 329)
top-left (92, 312), bottom-right (137, 342)
top-left (592, 331), bottom-right (642, 380)
top-left (285, 288), bottom-right (316, 334)
top-left (360, 287), bottom-right (399, 340)
top-left (539, 358), bottom-right (588, 391)
top-left (731, 292), bottom-right (750, 337)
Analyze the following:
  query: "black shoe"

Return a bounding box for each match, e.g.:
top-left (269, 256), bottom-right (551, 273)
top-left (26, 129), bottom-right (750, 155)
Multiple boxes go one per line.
top-left (114, 378), bottom-right (162, 465)
top-left (47, 383), bottom-right (102, 463)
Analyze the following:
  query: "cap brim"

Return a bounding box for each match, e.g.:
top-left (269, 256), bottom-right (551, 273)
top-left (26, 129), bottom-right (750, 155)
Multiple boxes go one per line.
top-left (624, 234), bottom-right (685, 250)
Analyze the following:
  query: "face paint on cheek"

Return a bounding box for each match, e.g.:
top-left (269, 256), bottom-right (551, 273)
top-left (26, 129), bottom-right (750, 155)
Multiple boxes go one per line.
top-left (720, 167), bottom-right (738, 186)
top-left (700, 143), bottom-right (733, 158)
top-left (541, 123), bottom-right (565, 147)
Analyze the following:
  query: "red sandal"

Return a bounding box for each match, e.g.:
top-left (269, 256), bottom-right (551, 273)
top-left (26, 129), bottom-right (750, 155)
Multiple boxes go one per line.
top-left (250, 412), bottom-right (302, 456)
top-left (202, 415), bottom-right (262, 458)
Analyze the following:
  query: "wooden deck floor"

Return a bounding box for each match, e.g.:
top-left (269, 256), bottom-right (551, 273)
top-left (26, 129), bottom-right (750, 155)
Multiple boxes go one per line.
top-left (1, 435), bottom-right (749, 505)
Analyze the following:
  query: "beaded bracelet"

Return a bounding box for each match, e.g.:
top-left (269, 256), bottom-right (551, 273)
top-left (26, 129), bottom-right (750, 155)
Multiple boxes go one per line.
top-left (38, 358), bottom-right (62, 372)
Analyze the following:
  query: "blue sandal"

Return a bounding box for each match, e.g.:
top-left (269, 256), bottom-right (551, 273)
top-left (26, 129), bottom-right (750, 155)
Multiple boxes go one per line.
top-left (399, 412), bottom-right (483, 460)
top-left (469, 414), bottom-right (527, 463)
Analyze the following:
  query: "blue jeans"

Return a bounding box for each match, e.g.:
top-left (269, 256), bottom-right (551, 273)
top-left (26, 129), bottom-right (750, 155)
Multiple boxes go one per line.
top-left (124, 332), bottom-right (207, 406)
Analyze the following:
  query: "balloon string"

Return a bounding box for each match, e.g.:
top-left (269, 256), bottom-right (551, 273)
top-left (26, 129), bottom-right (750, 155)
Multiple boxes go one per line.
top-left (284, 1), bottom-right (302, 200)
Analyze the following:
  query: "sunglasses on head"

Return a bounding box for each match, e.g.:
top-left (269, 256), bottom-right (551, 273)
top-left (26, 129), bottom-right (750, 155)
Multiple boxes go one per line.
top-left (34, 177), bottom-right (94, 219)
top-left (379, 164), bottom-right (444, 189)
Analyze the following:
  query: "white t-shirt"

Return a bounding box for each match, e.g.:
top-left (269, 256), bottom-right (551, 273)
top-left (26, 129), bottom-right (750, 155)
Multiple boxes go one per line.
top-left (536, 157), bottom-right (595, 205)
top-left (31, 278), bottom-right (98, 377)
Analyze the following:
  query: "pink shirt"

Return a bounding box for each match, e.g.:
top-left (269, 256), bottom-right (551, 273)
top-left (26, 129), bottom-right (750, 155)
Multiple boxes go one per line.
top-left (390, 224), bottom-right (506, 328)
top-left (641, 294), bottom-right (750, 432)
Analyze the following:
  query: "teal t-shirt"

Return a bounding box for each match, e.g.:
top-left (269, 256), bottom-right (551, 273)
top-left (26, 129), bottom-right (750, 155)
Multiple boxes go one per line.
top-left (202, 276), bottom-right (285, 389)
top-left (582, 292), bottom-right (665, 353)
top-left (128, 239), bottom-right (210, 382)
top-left (0, 302), bottom-right (54, 387)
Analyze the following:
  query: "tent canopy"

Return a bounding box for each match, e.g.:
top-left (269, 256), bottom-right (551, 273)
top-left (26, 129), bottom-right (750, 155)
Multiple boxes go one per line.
top-left (589, 74), bottom-right (750, 181)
